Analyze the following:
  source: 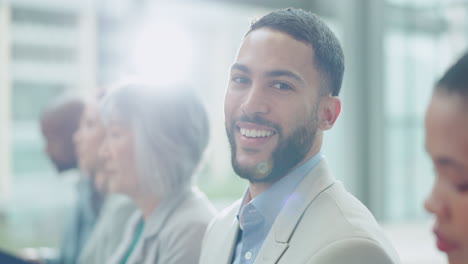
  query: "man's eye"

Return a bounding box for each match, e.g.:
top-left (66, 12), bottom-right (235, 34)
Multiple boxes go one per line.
top-left (272, 82), bottom-right (292, 91)
top-left (232, 76), bottom-right (249, 84)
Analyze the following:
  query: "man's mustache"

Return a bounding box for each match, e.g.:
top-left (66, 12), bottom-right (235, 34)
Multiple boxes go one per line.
top-left (235, 114), bottom-right (282, 133)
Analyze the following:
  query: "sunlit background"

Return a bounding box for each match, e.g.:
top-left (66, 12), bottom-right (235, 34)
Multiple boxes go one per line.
top-left (0, 0), bottom-right (467, 263)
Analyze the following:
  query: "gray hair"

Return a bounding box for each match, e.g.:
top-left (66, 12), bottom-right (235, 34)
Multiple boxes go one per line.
top-left (100, 82), bottom-right (209, 198)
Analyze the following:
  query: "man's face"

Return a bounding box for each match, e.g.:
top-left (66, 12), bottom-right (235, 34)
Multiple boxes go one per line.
top-left (424, 92), bottom-right (468, 264)
top-left (224, 28), bottom-right (323, 182)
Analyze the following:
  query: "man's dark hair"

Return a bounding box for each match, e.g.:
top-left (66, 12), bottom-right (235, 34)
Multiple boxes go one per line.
top-left (436, 52), bottom-right (468, 97)
top-left (247, 8), bottom-right (345, 96)
top-left (40, 96), bottom-right (84, 172)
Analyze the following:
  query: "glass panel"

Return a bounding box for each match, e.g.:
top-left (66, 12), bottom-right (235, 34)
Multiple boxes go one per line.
top-left (383, 0), bottom-right (468, 220)
top-left (385, 125), bottom-right (432, 221)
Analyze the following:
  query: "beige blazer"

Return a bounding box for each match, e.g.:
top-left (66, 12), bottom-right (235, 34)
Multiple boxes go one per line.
top-left (199, 159), bottom-right (400, 264)
top-left (78, 194), bottom-right (136, 264)
top-left (110, 187), bottom-right (216, 264)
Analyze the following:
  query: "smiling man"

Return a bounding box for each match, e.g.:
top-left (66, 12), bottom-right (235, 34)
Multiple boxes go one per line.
top-left (199, 8), bottom-right (400, 264)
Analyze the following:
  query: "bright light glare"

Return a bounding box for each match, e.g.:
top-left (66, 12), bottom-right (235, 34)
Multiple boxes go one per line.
top-left (130, 22), bottom-right (194, 87)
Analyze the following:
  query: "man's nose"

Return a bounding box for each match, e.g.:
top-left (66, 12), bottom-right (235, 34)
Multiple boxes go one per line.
top-left (240, 84), bottom-right (269, 116)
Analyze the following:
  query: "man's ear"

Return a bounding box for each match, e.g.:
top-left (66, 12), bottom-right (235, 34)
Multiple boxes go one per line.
top-left (318, 96), bottom-right (341, 130)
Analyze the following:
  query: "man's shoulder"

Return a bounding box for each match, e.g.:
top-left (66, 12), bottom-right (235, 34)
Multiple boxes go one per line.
top-left (199, 199), bottom-right (241, 264)
top-left (317, 182), bottom-right (379, 228)
top-left (300, 181), bottom-right (382, 238)
top-left (286, 182), bottom-right (400, 262)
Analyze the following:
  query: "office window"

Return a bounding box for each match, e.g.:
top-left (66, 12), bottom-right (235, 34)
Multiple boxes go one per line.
top-left (2, 2), bottom-right (95, 251)
top-left (382, 0), bottom-right (468, 220)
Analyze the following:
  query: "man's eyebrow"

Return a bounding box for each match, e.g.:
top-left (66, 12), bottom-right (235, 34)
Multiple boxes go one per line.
top-left (266, 70), bottom-right (304, 84)
top-left (230, 63), bottom-right (250, 73)
top-left (230, 65), bottom-right (305, 84)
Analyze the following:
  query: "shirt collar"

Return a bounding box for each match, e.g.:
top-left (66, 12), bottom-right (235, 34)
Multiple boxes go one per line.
top-left (237, 152), bottom-right (323, 228)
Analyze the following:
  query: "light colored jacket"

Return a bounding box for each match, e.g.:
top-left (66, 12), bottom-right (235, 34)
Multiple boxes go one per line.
top-left (78, 194), bottom-right (136, 264)
top-left (109, 187), bottom-right (216, 264)
top-left (199, 159), bottom-right (401, 264)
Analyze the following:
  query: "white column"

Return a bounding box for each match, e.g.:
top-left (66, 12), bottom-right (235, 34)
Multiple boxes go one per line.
top-left (0, 1), bottom-right (11, 201)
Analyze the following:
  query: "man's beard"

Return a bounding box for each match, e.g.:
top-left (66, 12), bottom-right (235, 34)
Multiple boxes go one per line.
top-left (226, 111), bottom-right (318, 183)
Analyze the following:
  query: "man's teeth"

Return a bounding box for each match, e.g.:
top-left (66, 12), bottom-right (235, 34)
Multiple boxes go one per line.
top-left (240, 128), bottom-right (274, 138)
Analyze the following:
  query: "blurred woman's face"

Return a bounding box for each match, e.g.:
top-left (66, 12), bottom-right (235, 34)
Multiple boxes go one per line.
top-left (424, 92), bottom-right (468, 264)
top-left (100, 123), bottom-right (139, 195)
top-left (74, 103), bottom-right (106, 177)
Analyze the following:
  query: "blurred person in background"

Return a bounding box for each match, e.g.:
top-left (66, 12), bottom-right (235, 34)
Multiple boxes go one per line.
top-left (424, 52), bottom-right (468, 264)
top-left (39, 95), bottom-right (101, 264)
top-left (99, 82), bottom-right (216, 264)
top-left (74, 90), bottom-right (136, 264)
top-left (40, 97), bottom-right (83, 175)
top-left (73, 91), bottom-right (108, 200)
top-left (200, 8), bottom-right (399, 264)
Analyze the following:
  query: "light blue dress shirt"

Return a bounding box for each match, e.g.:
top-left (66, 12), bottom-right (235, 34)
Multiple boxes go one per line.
top-left (232, 152), bottom-right (323, 264)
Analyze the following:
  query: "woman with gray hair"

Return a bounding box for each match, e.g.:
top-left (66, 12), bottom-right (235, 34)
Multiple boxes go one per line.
top-left (99, 82), bottom-right (216, 264)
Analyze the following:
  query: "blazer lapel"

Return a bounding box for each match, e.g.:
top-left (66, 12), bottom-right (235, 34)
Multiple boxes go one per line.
top-left (217, 215), bottom-right (240, 264)
top-left (254, 241), bottom-right (289, 264)
top-left (254, 159), bottom-right (335, 264)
